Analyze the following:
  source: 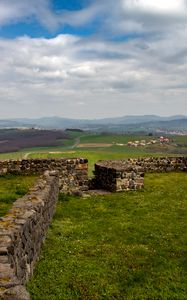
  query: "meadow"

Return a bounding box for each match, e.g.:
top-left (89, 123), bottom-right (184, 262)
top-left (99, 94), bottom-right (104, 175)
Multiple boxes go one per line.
top-left (27, 173), bottom-right (187, 300)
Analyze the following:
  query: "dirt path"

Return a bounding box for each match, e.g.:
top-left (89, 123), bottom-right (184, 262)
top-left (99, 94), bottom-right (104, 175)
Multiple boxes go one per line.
top-left (71, 137), bottom-right (80, 148)
top-left (22, 136), bottom-right (80, 158)
top-left (23, 152), bottom-right (31, 159)
top-left (77, 143), bottom-right (112, 148)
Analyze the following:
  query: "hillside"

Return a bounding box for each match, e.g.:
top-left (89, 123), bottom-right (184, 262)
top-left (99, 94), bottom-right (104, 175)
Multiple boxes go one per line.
top-left (0, 129), bottom-right (69, 153)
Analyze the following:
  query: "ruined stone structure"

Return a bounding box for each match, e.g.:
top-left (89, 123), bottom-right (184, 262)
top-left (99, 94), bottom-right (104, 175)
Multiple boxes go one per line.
top-left (0, 171), bottom-right (59, 299)
top-left (0, 158), bottom-right (88, 193)
top-left (0, 156), bottom-right (187, 299)
top-left (93, 157), bottom-right (187, 192)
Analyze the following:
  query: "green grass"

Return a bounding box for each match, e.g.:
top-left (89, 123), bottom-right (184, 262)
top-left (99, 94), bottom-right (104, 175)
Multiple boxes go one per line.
top-left (79, 133), bottom-right (152, 144)
top-left (0, 152), bottom-right (25, 160)
top-left (0, 175), bottom-right (37, 217)
top-left (27, 173), bottom-right (187, 300)
top-left (172, 135), bottom-right (187, 145)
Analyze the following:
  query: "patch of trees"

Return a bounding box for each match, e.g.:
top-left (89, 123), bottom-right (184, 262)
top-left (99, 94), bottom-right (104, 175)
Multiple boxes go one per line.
top-left (65, 128), bottom-right (84, 132)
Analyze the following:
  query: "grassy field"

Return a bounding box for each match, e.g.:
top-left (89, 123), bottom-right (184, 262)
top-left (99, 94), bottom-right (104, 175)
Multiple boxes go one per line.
top-left (78, 133), bottom-right (187, 146)
top-left (79, 133), bottom-right (152, 144)
top-left (27, 173), bottom-right (187, 300)
top-left (0, 152), bottom-right (25, 160)
top-left (171, 135), bottom-right (187, 145)
top-left (0, 175), bottom-right (37, 217)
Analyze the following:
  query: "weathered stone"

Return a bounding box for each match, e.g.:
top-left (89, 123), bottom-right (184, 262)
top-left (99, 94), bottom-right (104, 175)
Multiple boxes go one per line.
top-left (0, 171), bottom-right (59, 298)
top-left (0, 158), bottom-right (89, 193)
top-left (1, 285), bottom-right (30, 300)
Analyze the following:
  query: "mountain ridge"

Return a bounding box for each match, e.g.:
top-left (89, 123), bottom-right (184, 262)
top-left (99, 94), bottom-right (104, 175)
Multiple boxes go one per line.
top-left (0, 115), bottom-right (187, 132)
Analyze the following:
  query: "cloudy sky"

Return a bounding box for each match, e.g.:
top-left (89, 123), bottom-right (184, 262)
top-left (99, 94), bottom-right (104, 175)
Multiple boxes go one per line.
top-left (0, 0), bottom-right (187, 119)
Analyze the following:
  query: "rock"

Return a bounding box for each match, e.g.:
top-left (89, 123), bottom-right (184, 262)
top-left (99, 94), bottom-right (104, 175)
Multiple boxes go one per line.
top-left (1, 285), bottom-right (30, 300)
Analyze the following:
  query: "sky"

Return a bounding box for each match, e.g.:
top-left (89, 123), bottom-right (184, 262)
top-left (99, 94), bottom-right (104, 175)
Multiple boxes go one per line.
top-left (0, 0), bottom-right (187, 119)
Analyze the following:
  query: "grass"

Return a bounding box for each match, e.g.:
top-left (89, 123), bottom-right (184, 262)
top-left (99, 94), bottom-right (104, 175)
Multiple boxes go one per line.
top-left (0, 175), bottom-right (37, 217)
top-left (172, 135), bottom-right (187, 145)
top-left (0, 152), bottom-right (25, 160)
top-left (79, 133), bottom-right (152, 144)
top-left (27, 172), bottom-right (187, 300)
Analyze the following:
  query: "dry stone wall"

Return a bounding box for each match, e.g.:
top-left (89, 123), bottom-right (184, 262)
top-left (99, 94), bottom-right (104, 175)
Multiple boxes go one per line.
top-left (127, 156), bottom-right (187, 172)
top-left (0, 171), bottom-right (59, 300)
top-left (0, 158), bottom-right (88, 193)
top-left (93, 157), bottom-right (187, 192)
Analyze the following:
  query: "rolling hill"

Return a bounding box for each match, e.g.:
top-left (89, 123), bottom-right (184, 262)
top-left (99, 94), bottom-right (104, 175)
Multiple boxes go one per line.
top-left (0, 115), bottom-right (187, 133)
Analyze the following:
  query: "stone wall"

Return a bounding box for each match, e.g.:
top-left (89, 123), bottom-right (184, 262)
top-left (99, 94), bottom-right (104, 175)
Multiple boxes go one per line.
top-left (0, 171), bottom-right (59, 300)
top-left (93, 157), bottom-right (187, 192)
top-left (127, 156), bottom-right (187, 172)
top-left (0, 158), bottom-right (88, 193)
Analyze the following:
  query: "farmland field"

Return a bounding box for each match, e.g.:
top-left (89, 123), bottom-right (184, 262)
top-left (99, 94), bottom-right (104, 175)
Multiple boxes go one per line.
top-left (0, 132), bottom-right (186, 158)
top-left (78, 133), bottom-right (153, 144)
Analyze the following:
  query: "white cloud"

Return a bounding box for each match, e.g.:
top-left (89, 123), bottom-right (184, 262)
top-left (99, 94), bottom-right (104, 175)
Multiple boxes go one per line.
top-left (0, 31), bottom-right (187, 118)
top-left (0, 0), bottom-right (103, 32)
top-left (0, 1), bottom-right (187, 118)
top-left (108, 0), bottom-right (187, 37)
top-left (124, 0), bottom-right (186, 15)
top-left (0, 0), bottom-right (187, 36)
top-left (0, 0), bottom-right (59, 30)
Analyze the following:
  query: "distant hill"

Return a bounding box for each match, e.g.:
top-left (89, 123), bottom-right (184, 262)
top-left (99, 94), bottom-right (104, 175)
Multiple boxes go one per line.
top-left (0, 115), bottom-right (187, 133)
top-left (134, 118), bottom-right (187, 131)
